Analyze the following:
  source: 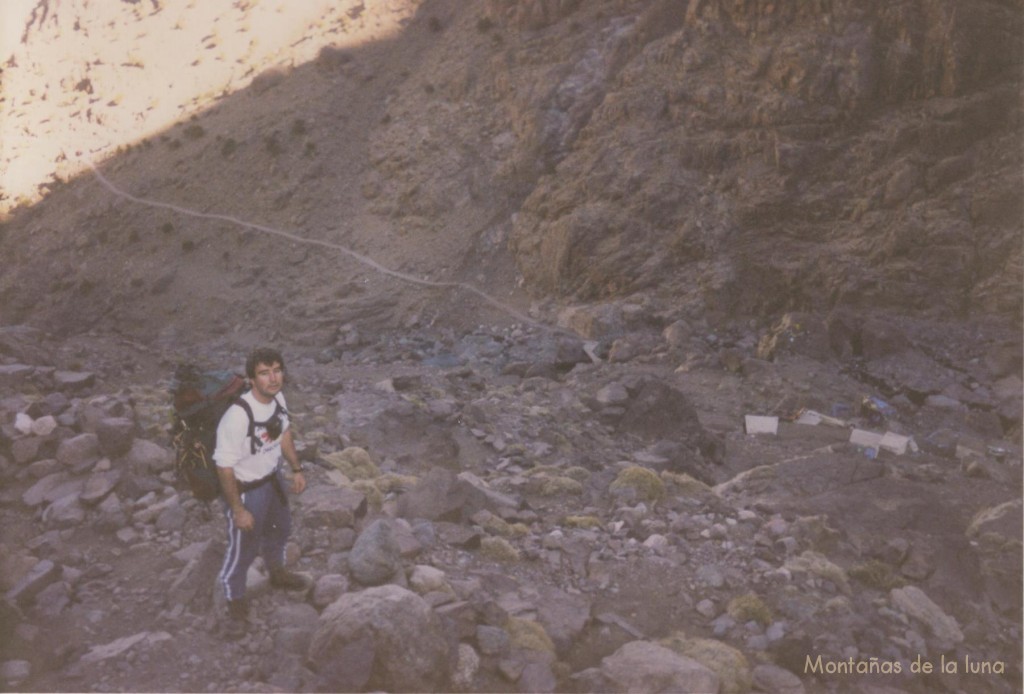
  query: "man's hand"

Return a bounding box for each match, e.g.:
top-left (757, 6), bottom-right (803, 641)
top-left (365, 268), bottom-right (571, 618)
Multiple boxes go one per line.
top-left (290, 471), bottom-right (306, 494)
top-left (232, 506), bottom-right (255, 531)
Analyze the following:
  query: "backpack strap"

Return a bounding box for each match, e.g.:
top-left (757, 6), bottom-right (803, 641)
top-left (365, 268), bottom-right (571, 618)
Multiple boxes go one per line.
top-left (233, 396), bottom-right (286, 455)
top-left (233, 398), bottom-right (257, 455)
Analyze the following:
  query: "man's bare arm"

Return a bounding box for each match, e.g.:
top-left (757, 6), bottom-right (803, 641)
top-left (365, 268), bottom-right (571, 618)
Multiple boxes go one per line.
top-left (281, 430), bottom-right (306, 494)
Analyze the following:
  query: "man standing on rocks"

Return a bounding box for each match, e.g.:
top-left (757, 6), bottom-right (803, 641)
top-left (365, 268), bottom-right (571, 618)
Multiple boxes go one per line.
top-left (215, 347), bottom-right (308, 635)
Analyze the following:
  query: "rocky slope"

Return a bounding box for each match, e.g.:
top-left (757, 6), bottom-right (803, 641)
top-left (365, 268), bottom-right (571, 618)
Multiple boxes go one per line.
top-left (0, 0), bottom-right (1021, 692)
top-left (0, 315), bottom-right (1021, 692)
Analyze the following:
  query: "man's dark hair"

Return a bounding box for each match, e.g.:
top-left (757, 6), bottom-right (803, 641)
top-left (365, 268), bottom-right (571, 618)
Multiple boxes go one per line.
top-left (246, 347), bottom-right (285, 379)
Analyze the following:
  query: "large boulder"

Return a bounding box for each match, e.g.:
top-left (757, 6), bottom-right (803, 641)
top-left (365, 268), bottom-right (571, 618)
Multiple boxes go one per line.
top-left (966, 499), bottom-right (1022, 616)
top-left (663, 635), bottom-right (752, 694)
top-left (55, 433), bottom-right (100, 469)
top-left (348, 519), bottom-right (404, 586)
top-left (618, 378), bottom-right (701, 439)
top-left (22, 473), bottom-right (84, 508)
top-left (6, 559), bottom-right (61, 606)
top-left (126, 439), bottom-right (172, 474)
top-left (96, 417), bottom-right (136, 457)
top-left (299, 484), bottom-right (368, 528)
top-left (396, 467), bottom-right (464, 522)
top-left (601, 640), bottom-right (719, 693)
top-left (889, 585), bottom-right (964, 652)
top-left (80, 470), bottom-right (122, 506)
top-left (397, 468), bottom-right (520, 523)
top-left (54, 371), bottom-right (95, 391)
top-left (168, 540), bottom-right (224, 614)
top-left (618, 378), bottom-right (723, 463)
top-left (534, 586), bottom-right (591, 657)
top-left (308, 585), bottom-right (450, 692)
top-left (0, 364), bottom-right (35, 389)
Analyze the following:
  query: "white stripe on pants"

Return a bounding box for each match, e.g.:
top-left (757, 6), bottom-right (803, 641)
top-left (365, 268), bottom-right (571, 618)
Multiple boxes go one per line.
top-left (218, 474), bottom-right (291, 601)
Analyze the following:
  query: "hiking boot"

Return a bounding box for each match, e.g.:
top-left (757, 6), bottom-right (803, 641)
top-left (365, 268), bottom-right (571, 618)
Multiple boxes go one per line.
top-left (227, 598), bottom-right (249, 620)
top-left (223, 599), bottom-right (248, 640)
top-left (268, 566), bottom-right (308, 590)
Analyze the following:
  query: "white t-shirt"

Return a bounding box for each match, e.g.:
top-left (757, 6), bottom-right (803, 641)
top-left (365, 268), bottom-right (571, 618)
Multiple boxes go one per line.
top-left (214, 391), bottom-right (290, 482)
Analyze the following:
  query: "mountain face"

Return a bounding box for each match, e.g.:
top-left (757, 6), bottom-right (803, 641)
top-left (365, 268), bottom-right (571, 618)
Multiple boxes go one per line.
top-left (0, 3), bottom-right (1021, 692)
top-left (504, 0), bottom-right (1022, 319)
top-left (0, 0), bottom-right (1020, 341)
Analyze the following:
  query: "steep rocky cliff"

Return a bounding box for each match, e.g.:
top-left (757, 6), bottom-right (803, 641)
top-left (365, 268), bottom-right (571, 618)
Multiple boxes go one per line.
top-left (0, 0), bottom-right (1020, 339)
top-left (510, 1), bottom-right (1021, 319)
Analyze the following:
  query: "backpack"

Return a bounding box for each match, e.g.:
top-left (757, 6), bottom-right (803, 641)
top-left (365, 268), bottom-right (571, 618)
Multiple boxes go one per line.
top-left (170, 364), bottom-right (247, 501)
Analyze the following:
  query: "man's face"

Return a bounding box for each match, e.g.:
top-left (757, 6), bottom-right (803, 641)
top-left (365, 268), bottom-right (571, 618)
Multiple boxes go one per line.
top-left (251, 361), bottom-right (284, 403)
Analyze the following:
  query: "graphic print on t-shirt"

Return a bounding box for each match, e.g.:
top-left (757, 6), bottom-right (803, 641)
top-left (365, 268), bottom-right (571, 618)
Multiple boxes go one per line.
top-left (254, 425), bottom-right (273, 450)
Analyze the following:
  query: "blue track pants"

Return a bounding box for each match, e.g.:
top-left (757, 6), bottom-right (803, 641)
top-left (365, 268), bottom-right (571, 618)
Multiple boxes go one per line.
top-left (218, 472), bottom-right (291, 602)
